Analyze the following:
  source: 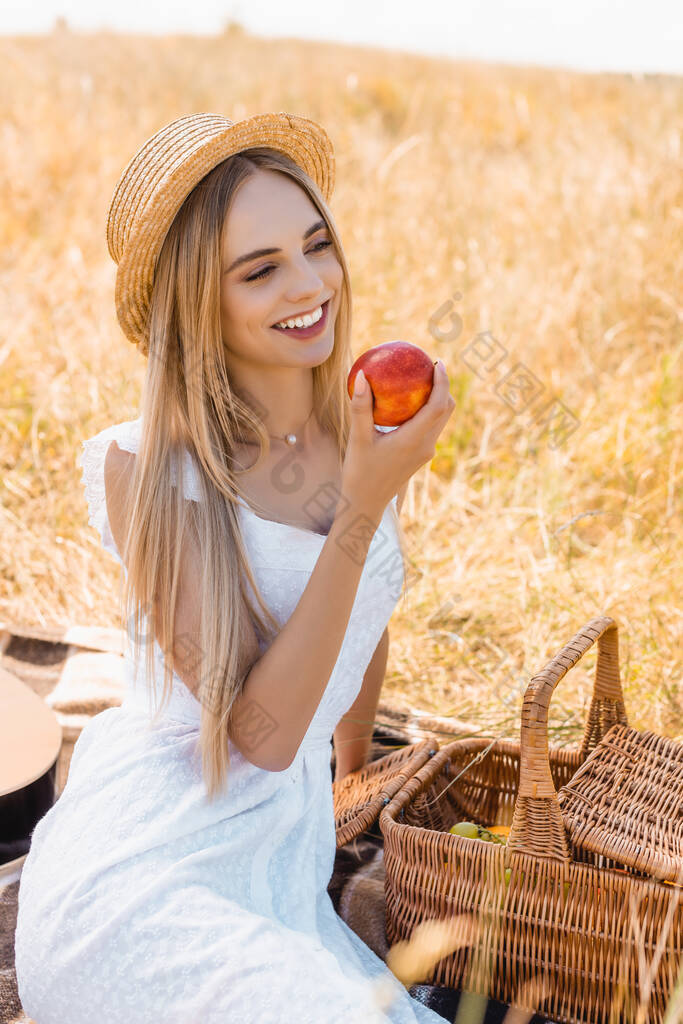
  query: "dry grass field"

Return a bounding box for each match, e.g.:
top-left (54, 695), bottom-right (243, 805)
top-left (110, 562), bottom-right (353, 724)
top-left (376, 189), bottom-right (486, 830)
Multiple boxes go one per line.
top-left (0, 22), bottom-right (681, 750)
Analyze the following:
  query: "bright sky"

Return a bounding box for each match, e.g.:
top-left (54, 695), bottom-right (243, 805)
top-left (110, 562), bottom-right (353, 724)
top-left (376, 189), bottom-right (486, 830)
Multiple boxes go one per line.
top-left (2, 0), bottom-right (682, 75)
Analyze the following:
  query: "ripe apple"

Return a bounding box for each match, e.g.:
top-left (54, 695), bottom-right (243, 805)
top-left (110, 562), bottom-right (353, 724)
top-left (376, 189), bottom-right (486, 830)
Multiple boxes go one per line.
top-left (347, 341), bottom-right (436, 426)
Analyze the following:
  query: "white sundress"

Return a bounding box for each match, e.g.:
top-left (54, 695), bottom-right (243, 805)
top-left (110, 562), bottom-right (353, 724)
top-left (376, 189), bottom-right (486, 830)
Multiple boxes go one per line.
top-left (14, 415), bottom-right (444, 1024)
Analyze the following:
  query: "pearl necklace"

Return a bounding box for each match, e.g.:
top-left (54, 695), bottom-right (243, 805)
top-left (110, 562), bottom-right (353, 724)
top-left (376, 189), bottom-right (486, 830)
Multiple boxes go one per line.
top-left (267, 405), bottom-right (315, 447)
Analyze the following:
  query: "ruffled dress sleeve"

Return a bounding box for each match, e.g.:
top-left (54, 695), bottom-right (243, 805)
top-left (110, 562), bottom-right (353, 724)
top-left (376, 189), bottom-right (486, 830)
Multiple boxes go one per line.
top-left (76, 416), bottom-right (202, 567)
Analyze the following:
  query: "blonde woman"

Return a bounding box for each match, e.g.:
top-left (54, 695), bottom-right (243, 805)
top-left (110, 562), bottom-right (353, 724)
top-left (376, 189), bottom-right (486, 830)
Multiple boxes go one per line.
top-left (15, 112), bottom-right (454, 1023)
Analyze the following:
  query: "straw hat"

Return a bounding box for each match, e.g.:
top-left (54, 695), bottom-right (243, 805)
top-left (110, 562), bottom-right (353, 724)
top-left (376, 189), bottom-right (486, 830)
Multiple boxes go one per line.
top-left (106, 111), bottom-right (336, 356)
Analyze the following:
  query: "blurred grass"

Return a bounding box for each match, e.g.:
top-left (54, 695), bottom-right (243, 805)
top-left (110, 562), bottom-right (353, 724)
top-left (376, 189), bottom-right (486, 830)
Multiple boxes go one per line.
top-left (0, 24), bottom-right (680, 748)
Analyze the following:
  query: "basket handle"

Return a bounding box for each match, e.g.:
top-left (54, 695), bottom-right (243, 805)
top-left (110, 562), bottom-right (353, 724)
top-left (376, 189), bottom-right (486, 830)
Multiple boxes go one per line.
top-left (507, 615), bottom-right (628, 865)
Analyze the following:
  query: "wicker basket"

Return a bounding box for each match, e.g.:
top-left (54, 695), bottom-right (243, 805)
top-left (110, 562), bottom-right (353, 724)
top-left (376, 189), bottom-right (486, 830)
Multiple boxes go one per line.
top-left (380, 616), bottom-right (683, 1024)
top-left (557, 722), bottom-right (683, 884)
top-left (333, 739), bottom-right (437, 848)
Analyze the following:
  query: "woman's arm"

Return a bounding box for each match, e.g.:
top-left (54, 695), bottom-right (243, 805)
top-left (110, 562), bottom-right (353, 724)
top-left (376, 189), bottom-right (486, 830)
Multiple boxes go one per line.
top-left (332, 483), bottom-right (409, 780)
top-left (333, 627), bottom-right (389, 782)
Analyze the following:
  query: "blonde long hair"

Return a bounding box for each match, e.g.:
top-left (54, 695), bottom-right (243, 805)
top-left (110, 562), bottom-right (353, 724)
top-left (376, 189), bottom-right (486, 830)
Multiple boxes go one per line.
top-left (117, 147), bottom-right (408, 800)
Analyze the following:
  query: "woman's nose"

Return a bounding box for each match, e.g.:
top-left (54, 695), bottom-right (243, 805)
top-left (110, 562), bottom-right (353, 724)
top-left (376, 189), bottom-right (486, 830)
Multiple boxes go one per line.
top-left (283, 256), bottom-right (325, 297)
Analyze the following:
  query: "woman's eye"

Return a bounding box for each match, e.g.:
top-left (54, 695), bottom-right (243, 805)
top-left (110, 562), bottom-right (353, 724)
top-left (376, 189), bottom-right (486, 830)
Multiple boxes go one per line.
top-left (245, 240), bottom-right (333, 282)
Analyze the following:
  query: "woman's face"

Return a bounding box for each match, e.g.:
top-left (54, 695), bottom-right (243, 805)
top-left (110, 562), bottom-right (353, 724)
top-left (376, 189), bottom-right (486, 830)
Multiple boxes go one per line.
top-left (219, 168), bottom-right (343, 373)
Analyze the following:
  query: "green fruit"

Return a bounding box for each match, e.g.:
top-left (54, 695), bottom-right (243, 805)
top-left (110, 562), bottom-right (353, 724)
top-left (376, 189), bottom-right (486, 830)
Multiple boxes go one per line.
top-left (450, 822), bottom-right (480, 839)
top-left (477, 826), bottom-right (506, 845)
top-left (449, 821), bottom-right (507, 843)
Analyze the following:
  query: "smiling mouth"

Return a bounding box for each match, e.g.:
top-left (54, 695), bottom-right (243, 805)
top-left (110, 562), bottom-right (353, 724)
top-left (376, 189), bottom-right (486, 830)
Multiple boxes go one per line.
top-left (270, 298), bottom-right (332, 338)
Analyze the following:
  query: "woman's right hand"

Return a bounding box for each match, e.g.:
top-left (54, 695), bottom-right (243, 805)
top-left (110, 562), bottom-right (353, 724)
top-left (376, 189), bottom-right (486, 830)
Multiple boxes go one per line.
top-left (340, 360), bottom-right (456, 519)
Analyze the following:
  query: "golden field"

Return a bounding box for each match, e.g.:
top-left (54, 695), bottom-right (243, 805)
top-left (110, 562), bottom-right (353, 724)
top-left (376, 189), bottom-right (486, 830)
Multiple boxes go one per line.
top-left (0, 23), bottom-right (681, 747)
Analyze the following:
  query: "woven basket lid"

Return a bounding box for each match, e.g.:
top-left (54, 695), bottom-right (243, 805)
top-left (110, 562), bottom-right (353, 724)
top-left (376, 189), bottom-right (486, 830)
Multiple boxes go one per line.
top-left (557, 722), bottom-right (683, 884)
top-left (334, 739), bottom-right (437, 847)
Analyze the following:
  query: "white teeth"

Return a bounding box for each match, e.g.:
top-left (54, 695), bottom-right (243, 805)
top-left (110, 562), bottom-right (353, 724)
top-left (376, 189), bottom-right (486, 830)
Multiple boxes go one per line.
top-left (275, 304), bottom-right (324, 330)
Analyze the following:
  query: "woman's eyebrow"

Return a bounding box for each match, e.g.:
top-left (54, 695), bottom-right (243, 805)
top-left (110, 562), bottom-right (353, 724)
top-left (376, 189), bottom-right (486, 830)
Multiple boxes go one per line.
top-left (224, 219), bottom-right (327, 274)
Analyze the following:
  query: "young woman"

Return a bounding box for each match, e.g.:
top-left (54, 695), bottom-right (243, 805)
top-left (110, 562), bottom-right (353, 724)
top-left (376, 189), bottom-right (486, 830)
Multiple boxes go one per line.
top-left (15, 111), bottom-right (454, 1023)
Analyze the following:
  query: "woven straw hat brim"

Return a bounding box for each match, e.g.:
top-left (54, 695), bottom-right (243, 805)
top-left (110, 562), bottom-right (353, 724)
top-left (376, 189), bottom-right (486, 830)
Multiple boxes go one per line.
top-left (108, 111), bottom-right (335, 356)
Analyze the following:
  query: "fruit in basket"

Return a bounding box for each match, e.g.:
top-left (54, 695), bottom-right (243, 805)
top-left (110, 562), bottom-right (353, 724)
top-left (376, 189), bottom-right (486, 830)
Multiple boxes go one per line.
top-left (479, 827), bottom-right (506, 846)
top-left (449, 822), bottom-right (480, 839)
top-left (449, 821), bottom-right (507, 845)
top-left (347, 341), bottom-right (436, 427)
top-left (443, 821), bottom-right (509, 869)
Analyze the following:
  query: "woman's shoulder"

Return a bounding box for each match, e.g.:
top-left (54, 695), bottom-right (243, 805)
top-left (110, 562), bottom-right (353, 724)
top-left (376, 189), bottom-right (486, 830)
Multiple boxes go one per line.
top-left (103, 438), bottom-right (136, 491)
top-left (103, 440), bottom-right (137, 563)
top-left (87, 415), bottom-right (202, 503)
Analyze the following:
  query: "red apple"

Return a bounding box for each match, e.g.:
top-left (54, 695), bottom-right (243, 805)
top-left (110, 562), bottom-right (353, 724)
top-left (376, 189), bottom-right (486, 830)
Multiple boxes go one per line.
top-left (347, 341), bottom-right (436, 426)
